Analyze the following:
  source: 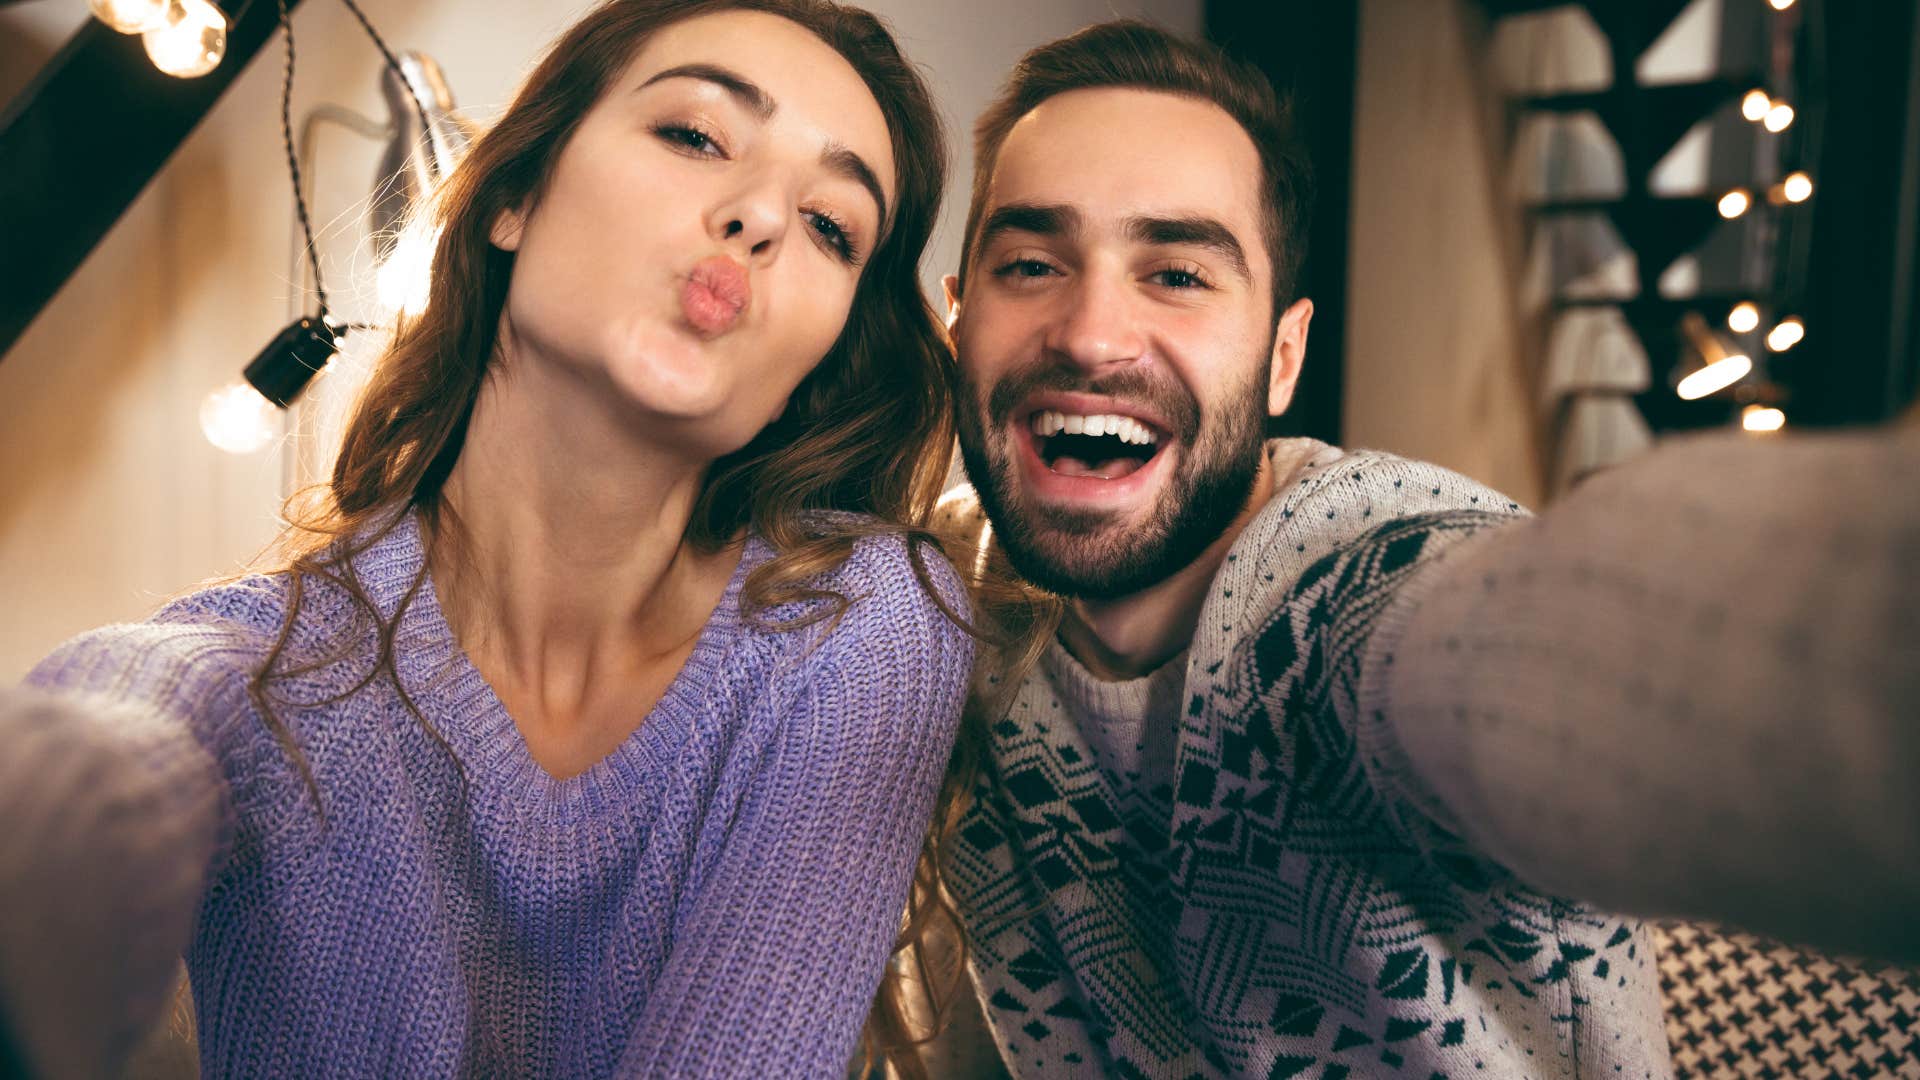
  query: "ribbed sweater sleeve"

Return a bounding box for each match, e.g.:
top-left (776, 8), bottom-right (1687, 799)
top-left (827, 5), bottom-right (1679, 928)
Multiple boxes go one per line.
top-left (1364, 428), bottom-right (1920, 963)
top-left (4, 618), bottom-right (249, 1078)
top-left (616, 540), bottom-right (975, 1078)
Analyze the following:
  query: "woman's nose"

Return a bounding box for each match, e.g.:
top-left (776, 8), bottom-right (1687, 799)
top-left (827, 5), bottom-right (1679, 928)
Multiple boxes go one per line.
top-left (711, 181), bottom-right (788, 264)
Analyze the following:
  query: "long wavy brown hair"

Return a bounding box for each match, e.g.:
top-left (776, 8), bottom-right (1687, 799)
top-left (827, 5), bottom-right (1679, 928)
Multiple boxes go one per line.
top-left (244, 1), bottom-right (1050, 1073)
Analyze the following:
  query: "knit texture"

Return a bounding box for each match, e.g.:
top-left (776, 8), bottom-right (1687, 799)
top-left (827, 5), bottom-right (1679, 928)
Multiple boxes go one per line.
top-left (1376, 429), bottom-right (1920, 965)
top-left (9, 513), bottom-right (973, 1078)
top-left (941, 439), bottom-right (1672, 1078)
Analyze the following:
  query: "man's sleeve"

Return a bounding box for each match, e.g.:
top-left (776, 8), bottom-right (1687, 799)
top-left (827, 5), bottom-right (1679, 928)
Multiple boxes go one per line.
top-left (1357, 429), bottom-right (1920, 964)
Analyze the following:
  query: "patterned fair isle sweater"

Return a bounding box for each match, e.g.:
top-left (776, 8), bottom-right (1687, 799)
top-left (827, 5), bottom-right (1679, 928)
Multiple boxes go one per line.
top-left (2, 513), bottom-right (973, 1079)
top-left (935, 431), bottom-right (1920, 1078)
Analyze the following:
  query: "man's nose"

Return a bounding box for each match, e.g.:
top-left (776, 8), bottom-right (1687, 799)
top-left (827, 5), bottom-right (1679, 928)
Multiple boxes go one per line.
top-left (1042, 271), bottom-right (1146, 371)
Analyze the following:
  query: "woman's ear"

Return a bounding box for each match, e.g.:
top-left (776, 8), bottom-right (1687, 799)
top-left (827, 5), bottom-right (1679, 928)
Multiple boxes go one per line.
top-left (490, 205), bottom-right (527, 252)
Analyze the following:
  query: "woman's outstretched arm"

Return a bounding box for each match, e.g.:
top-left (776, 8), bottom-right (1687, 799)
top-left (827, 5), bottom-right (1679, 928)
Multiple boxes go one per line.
top-left (1363, 426), bottom-right (1920, 962)
top-left (617, 537), bottom-right (975, 1078)
top-left (2, 620), bottom-right (248, 1077)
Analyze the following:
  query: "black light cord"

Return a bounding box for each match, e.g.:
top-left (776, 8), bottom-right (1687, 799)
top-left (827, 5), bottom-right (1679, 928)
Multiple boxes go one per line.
top-left (277, 0), bottom-right (328, 315)
top-left (338, 0), bottom-right (434, 142)
top-left (274, 0), bottom-right (435, 321)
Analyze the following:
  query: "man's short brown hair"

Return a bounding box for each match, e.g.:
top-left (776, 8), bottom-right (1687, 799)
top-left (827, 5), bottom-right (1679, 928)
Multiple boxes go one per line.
top-left (958, 20), bottom-right (1314, 313)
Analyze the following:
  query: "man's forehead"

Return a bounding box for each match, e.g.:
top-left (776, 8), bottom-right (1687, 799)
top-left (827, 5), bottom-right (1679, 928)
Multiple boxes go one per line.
top-left (984, 87), bottom-right (1263, 235)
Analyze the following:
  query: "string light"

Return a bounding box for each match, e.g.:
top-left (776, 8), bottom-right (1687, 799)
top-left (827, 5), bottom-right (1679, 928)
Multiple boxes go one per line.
top-left (1782, 171), bottom-right (1813, 202)
top-left (1764, 102), bottom-right (1796, 132)
top-left (188, 1), bottom-right (440, 455)
top-left (88, 0), bottom-right (168, 33)
top-left (1742, 405), bottom-right (1787, 432)
top-left (201, 316), bottom-right (343, 454)
top-left (142, 0), bottom-right (227, 78)
top-left (1678, 354), bottom-right (1752, 400)
top-left (1717, 189), bottom-right (1751, 219)
top-left (199, 381), bottom-right (282, 454)
top-left (1728, 302), bottom-right (1761, 334)
top-left (375, 224), bottom-right (438, 315)
top-left (1766, 317), bottom-right (1806, 352)
top-left (1742, 90), bottom-right (1772, 122)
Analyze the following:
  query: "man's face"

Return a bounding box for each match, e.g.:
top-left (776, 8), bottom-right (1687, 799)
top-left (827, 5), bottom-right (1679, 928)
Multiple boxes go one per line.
top-left (950, 87), bottom-right (1305, 599)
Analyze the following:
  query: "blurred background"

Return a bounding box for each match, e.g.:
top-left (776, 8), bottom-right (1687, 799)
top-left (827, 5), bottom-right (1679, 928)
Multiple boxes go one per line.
top-left (2, 0), bottom-right (1916, 683)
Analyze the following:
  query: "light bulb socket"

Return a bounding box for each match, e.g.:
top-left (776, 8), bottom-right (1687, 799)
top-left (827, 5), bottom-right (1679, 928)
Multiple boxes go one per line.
top-left (244, 315), bottom-right (341, 408)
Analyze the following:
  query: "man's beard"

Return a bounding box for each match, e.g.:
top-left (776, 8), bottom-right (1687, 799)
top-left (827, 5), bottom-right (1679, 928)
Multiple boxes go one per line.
top-left (955, 357), bottom-right (1270, 601)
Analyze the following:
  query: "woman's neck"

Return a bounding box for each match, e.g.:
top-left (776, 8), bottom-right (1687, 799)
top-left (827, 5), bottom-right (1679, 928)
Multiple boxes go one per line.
top-left (430, 349), bottom-right (740, 722)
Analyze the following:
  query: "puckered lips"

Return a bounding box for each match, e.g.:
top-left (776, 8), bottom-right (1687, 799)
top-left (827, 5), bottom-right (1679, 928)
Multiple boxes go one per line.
top-left (680, 255), bottom-right (751, 338)
top-left (1012, 390), bottom-right (1174, 510)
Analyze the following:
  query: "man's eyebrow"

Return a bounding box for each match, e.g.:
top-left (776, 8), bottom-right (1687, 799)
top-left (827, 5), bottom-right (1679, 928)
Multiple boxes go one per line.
top-left (822, 143), bottom-right (889, 233)
top-left (977, 203), bottom-right (1081, 250)
top-left (637, 63), bottom-right (775, 121)
top-left (1127, 215), bottom-right (1252, 283)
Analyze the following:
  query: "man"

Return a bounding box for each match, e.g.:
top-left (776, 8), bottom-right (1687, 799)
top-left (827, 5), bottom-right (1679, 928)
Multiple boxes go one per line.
top-left (931, 20), bottom-right (1920, 1079)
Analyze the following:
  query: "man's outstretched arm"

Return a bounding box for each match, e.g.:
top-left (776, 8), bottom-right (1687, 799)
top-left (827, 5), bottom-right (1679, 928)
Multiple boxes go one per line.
top-left (1368, 426), bottom-right (1920, 963)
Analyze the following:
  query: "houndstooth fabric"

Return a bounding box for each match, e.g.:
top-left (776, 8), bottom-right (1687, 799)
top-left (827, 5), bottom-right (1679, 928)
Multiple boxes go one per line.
top-left (1655, 922), bottom-right (1920, 1079)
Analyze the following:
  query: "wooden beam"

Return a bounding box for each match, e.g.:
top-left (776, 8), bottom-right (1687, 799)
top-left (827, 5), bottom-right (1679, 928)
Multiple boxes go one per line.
top-left (0, 0), bottom-right (303, 361)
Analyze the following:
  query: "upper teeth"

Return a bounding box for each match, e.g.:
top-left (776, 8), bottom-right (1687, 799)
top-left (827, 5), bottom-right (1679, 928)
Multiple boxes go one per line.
top-left (1029, 411), bottom-right (1159, 445)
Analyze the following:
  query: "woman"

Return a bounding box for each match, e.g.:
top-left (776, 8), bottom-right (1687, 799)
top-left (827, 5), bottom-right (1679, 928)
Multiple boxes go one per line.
top-left (0, 1), bottom-right (979, 1075)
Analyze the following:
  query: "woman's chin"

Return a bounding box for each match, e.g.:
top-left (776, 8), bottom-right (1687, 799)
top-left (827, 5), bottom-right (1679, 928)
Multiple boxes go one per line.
top-left (597, 372), bottom-right (761, 459)
top-left (601, 344), bottom-right (731, 417)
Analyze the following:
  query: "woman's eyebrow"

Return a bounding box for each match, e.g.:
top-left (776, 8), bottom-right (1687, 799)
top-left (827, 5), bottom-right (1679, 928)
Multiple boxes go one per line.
top-left (638, 63), bottom-right (776, 120)
top-left (640, 62), bottom-right (889, 232)
top-left (823, 143), bottom-right (889, 232)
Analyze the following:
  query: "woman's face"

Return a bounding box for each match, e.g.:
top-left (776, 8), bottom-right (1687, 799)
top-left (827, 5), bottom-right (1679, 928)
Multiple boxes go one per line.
top-left (491, 10), bottom-right (897, 461)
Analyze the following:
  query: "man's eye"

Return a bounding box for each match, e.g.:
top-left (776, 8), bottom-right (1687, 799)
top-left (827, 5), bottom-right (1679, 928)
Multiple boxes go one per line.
top-left (1153, 268), bottom-right (1208, 289)
top-left (994, 259), bottom-right (1056, 279)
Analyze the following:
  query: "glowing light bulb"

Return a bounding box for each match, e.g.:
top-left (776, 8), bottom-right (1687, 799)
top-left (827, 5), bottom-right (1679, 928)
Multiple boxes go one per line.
top-left (89, 0), bottom-right (168, 33)
top-left (1764, 103), bottom-right (1795, 132)
top-left (1742, 90), bottom-right (1772, 122)
top-left (375, 226), bottom-right (437, 314)
top-left (1768, 0), bottom-right (1796, 9)
top-left (1677, 354), bottom-right (1752, 400)
top-left (200, 381), bottom-right (280, 454)
top-left (1782, 171), bottom-right (1813, 203)
top-left (1718, 189), bottom-right (1751, 219)
top-left (1728, 302), bottom-right (1761, 334)
top-left (143, 0), bottom-right (227, 79)
top-left (1743, 405), bottom-right (1786, 432)
top-left (1766, 317), bottom-right (1805, 352)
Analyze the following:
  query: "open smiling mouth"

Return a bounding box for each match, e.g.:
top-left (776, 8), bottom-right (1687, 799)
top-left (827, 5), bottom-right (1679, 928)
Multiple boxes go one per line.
top-left (1028, 411), bottom-right (1164, 480)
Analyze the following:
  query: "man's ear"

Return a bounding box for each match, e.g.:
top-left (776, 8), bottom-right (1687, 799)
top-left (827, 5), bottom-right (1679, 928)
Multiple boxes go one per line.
top-left (941, 274), bottom-right (962, 333)
top-left (1267, 297), bottom-right (1313, 417)
top-left (490, 204), bottom-right (527, 252)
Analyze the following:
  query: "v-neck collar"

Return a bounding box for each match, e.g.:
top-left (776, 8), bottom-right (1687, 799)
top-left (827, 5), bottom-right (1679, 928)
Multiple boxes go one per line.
top-left (365, 512), bottom-right (764, 821)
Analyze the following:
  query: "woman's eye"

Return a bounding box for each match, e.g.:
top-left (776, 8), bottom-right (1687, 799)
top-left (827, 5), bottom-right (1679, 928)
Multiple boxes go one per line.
top-left (806, 211), bottom-right (859, 264)
top-left (654, 124), bottom-right (722, 156)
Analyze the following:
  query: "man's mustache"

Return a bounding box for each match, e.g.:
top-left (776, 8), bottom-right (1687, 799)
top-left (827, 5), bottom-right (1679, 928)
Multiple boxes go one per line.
top-left (982, 363), bottom-right (1202, 446)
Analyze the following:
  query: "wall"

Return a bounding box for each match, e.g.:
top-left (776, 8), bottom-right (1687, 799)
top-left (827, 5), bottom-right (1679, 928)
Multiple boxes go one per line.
top-left (0, 0), bottom-right (1198, 681)
top-left (1345, 0), bottom-right (1545, 507)
top-left (1344, 0), bottom-right (1726, 506)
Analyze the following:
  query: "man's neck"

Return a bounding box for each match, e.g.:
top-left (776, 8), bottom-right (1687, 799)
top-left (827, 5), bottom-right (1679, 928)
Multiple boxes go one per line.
top-left (1059, 457), bottom-right (1278, 681)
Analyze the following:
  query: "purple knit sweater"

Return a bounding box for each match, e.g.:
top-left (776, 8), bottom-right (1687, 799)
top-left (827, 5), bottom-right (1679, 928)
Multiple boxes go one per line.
top-left (7, 514), bottom-right (973, 1077)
